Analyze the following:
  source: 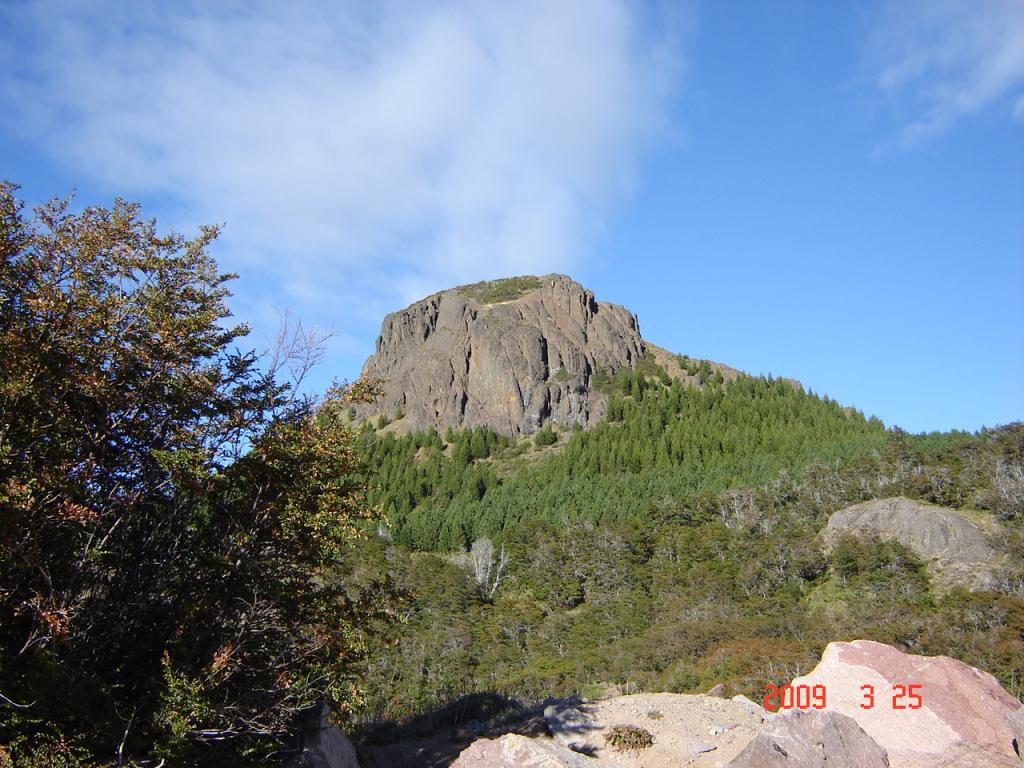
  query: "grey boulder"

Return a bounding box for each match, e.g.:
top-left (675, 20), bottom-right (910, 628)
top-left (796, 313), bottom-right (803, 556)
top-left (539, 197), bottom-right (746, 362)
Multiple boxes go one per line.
top-left (727, 709), bottom-right (888, 768)
top-left (287, 703), bottom-right (360, 768)
top-left (823, 496), bottom-right (1000, 590)
top-left (450, 733), bottom-right (599, 768)
top-left (543, 701), bottom-right (598, 752)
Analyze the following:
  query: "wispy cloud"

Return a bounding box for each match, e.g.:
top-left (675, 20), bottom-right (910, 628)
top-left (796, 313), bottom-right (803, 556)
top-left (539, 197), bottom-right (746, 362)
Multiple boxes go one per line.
top-left (0, 1), bottom-right (685, 319)
top-left (868, 0), bottom-right (1024, 146)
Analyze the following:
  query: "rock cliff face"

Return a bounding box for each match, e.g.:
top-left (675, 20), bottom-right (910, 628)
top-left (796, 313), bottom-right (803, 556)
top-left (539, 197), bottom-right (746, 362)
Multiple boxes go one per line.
top-left (357, 275), bottom-right (644, 436)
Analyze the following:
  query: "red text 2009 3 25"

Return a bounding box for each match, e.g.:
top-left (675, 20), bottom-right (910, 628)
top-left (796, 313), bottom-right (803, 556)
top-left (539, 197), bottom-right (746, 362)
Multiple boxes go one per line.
top-left (762, 683), bottom-right (923, 711)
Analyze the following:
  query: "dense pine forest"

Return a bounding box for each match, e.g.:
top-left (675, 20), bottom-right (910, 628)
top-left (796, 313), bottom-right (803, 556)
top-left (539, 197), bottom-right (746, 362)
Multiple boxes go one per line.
top-left (1, 184), bottom-right (1021, 765)
top-left (356, 369), bottom-right (889, 549)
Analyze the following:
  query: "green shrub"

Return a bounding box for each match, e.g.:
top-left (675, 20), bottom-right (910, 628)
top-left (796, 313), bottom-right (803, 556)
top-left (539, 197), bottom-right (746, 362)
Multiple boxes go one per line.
top-left (534, 426), bottom-right (558, 448)
top-left (457, 276), bottom-right (542, 304)
top-left (606, 725), bottom-right (654, 753)
top-left (579, 683), bottom-right (608, 701)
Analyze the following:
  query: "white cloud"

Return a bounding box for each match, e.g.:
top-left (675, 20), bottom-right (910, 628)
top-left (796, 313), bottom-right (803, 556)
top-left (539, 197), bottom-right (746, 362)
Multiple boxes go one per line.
top-left (1, 0), bottom-right (685, 315)
top-left (868, 0), bottom-right (1024, 145)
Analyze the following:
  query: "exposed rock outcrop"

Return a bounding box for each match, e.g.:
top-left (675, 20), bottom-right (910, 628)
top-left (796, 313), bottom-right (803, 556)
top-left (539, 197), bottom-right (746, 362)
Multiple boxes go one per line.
top-left (1008, 707), bottom-right (1024, 757)
top-left (450, 733), bottom-right (598, 768)
top-left (287, 703), bottom-right (360, 768)
top-left (891, 745), bottom-right (1022, 767)
top-left (357, 274), bottom-right (643, 436)
top-left (592, 692), bottom-right (764, 765)
top-left (823, 496), bottom-right (999, 590)
top-left (790, 640), bottom-right (1023, 767)
top-left (543, 701), bottom-right (598, 752)
top-left (728, 709), bottom-right (889, 768)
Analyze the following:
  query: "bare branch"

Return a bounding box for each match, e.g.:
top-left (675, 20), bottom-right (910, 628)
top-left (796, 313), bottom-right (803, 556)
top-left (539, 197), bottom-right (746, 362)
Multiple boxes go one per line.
top-left (456, 537), bottom-right (509, 600)
top-left (264, 307), bottom-right (335, 407)
top-left (0, 690), bottom-right (35, 709)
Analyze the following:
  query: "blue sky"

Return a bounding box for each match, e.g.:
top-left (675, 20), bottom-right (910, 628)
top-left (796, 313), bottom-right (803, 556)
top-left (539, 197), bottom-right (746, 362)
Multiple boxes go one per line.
top-left (1, 0), bottom-right (1021, 433)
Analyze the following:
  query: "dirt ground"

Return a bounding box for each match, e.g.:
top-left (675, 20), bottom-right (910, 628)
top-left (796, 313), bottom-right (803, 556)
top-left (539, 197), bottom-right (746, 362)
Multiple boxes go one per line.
top-left (359, 692), bottom-right (769, 768)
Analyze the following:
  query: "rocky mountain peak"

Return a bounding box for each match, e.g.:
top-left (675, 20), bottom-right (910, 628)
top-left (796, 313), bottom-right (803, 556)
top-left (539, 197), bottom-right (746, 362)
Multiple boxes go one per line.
top-left (357, 274), bottom-right (644, 436)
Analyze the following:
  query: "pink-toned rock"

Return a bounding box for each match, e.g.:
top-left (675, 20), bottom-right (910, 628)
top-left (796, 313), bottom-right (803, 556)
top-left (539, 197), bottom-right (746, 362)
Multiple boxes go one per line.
top-left (727, 709), bottom-right (888, 768)
top-left (791, 640), bottom-right (1023, 767)
top-left (893, 744), bottom-right (1021, 767)
top-left (450, 733), bottom-right (598, 768)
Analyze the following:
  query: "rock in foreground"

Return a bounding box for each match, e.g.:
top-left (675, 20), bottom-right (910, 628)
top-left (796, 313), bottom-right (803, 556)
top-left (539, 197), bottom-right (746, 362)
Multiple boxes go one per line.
top-left (450, 733), bottom-right (598, 768)
top-left (287, 703), bottom-right (360, 768)
top-left (729, 709), bottom-right (888, 768)
top-left (452, 693), bottom-right (766, 767)
top-left (791, 639), bottom-right (1023, 767)
top-left (543, 701), bottom-right (598, 752)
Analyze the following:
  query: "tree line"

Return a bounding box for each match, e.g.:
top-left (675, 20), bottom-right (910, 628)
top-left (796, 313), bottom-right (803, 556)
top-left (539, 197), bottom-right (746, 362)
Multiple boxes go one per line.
top-left (356, 364), bottom-right (890, 550)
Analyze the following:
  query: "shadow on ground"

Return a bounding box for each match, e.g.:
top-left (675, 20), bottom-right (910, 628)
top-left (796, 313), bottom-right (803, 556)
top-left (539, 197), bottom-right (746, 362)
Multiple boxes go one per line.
top-left (356, 692), bottom-right (592, 768)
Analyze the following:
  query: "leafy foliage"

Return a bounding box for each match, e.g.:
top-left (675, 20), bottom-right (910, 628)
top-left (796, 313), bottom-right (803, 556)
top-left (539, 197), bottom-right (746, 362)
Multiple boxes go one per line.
top-left (533, 425), bottom-right (558, 448)
top-left (0, 183), bottom-right (394, 766)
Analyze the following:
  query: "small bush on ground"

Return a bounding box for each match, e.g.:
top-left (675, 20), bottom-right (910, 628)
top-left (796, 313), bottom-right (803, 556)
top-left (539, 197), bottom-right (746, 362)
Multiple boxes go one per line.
top-left (606, 725), bottom-right (654, 753)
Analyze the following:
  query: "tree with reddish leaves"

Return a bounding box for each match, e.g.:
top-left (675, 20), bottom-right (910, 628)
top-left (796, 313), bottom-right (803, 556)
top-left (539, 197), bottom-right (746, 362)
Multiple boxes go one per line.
top-left (0, 182), bottom-right (393, 766)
